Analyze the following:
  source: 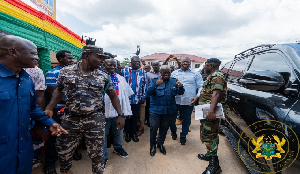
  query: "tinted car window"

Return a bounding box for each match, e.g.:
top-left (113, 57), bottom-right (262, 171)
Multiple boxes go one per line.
top-left (249, 52), bottom-right (290, 72)
top-left (249, 52), bottom-right (297, 86)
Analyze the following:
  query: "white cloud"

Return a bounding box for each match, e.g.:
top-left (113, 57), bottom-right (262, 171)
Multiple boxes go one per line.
top-left (56, 0), bottom-right (300, 62)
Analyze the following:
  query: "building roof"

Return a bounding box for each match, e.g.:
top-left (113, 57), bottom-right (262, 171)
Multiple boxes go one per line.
top-left (141, 53), bottom-right (207, 63)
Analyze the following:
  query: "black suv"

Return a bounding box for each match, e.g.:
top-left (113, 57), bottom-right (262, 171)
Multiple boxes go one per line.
top-left (220, 43), bottom-right (300, 174)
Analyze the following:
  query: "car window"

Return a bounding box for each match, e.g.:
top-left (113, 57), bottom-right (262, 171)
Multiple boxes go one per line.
top-left (228, 57), bottom-right (251, 82)
top-left (249, 52), bottom-right (296, 87)
top-left (249, 52), bottom-right (290, 72)
top-left (284, 43), bottom-right (300, 57)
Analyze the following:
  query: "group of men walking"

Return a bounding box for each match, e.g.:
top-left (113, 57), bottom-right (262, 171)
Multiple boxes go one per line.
top-left (0, 34), bottom-right (227, 174)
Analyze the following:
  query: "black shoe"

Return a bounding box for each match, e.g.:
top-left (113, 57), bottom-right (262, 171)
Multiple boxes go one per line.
top-left (103, 159), bottom-right (108, 171)
top-left (171, 131), bottom-right (177, 140)
top-left (150, 145), bottom-right (156, 156)
top-left (180, 137), bottom-right (186, 145)
top-left (202, 156), bottom-right (222, 174)
top-left (113, 147), bottom-right (128, 158)
top-left (73, 150), bottom-right (82, 161)
top-left (157, 144), bottom-right (166, 155)
top-left (125, 134), bottom-right (131, 143)
top-left (44, 165), bottom-right (57, 174)
top-left (198, 153), bottom-right (210, 161)
top-left (132, 135), bottom-right (139, 142)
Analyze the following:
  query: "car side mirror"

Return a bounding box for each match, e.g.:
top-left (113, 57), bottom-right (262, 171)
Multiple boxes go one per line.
top-left (239, 70), bottom-right (285, 91)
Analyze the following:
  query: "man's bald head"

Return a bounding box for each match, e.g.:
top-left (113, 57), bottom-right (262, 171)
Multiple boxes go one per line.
top-left (104, 58), bottom-right (117, 74)
top-left (0, 35), bottom-right (34, 50)
top-left (0, 35), bottom-right (38, 72)
top-left (0, 35), bottom-right (37, 58)
top-left (0, 30), bottom-right (11, 39)
top-left (104, 58), bottom-right (117, 64)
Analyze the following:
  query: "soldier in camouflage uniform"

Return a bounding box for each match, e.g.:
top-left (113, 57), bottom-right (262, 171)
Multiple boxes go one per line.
top-left (197, 58), bottom-right (227, 174)
top-left (45, 45), bottom-right (125, 174)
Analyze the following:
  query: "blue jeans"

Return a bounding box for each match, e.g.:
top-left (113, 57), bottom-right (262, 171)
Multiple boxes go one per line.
top-left (104, 117), bottom-right (124, 159)
top-left (149, 113), bottom-right (173, 146)
top-left (170, 105), bottom-right (194, 138)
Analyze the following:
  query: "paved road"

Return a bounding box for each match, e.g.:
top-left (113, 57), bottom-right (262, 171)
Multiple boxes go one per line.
top-left (32, 112), bottom-right (248, 174)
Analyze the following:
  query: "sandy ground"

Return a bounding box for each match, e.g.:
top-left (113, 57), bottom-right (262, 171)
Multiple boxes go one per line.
top-left (32, 112), bottom-right (248, 174)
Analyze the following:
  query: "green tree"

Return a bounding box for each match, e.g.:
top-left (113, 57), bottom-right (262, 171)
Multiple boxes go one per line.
top-left (121, 57), bottom-right (130, 66)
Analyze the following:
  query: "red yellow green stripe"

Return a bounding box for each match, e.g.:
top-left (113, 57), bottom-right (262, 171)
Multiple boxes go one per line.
top-left (1, 0), bottom-right (85, 48)
top-left (5, 0), bottom-right (85, 43)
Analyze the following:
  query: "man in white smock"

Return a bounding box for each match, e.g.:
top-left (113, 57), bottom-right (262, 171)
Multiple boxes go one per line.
top-left (103, 58), bottom-right (134, 167)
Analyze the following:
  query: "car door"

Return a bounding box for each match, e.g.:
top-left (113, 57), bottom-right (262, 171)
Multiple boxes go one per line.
top-left (222, 57), bottom-right (253, 137)
top-left (223, 45), bottom-right (300, 173)
top-left (245, 50), bottom-right (298, 124)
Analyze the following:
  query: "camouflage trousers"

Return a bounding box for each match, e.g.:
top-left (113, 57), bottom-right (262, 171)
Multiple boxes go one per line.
top-left (200, 119), bottom-right (220, 156)
top-left (56, 112), bottom-right (105, 174)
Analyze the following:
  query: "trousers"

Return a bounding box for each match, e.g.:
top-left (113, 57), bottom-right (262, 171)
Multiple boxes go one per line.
top-left (45, 107), bottom-right (61, 168)
top-left (104, 117), bottom-right (123, 159)
top-left (200, 119), bottom-right (220, 156)
top-left (56, 113), bottom-right (105, 174)
top-left (171, 105), bottom-right (194, 138)
top-left (149, 113), bottom-right (173, 146)
top-left (125, 104), bottom-right (140, 137)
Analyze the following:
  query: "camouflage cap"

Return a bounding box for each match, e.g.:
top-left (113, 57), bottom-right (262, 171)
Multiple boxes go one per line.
top-left (82, 45), bottom-right (108, 57)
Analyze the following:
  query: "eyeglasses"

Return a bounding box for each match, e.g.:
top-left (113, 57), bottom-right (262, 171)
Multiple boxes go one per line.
top-left (161, 72), bottom-right (171, 75)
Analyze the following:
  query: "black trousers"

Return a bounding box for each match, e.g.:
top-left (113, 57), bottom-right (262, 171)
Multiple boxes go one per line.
top-left (125, 104), bottom-right (140, 137)
top-left (44, 108), bottom-right (61, 167)
top-left (149, 113), bottom-right (172, 146)
top-left (145, 98), bottom-right (150, 124)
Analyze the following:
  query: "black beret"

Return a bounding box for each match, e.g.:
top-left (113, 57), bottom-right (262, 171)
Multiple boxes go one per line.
top-left (207, 58), bottom-right (221, 64)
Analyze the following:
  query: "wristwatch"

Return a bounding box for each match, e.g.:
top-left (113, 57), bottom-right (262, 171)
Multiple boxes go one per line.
top-left (118, 113), bottom-right (125, 118)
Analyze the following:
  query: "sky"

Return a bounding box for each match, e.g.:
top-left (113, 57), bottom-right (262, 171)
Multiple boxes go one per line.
top-left (56, 0), bottom-right (300, 62)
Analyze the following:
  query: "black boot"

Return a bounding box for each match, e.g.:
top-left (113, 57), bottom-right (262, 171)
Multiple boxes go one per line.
top-left (73, 149), bottom-right (82, 161)
top-left (198, 153), bottom-right (210, 161)
top-left (202, 156), bottom-right (222, 174)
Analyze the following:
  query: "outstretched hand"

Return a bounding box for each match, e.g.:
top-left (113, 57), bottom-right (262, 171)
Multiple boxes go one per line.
top-left (156, 76), bottom-right (164, 86)
top-left (176, 78), bottom-right (183, 87)
top-left (50, 123), bottom-right (69, 136)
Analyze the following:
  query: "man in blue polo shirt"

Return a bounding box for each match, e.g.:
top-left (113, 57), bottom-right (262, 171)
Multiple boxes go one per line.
top-left (44, 50), bottom-right (74, 174)
top-left (0, 35), bottom-right (67, 174)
